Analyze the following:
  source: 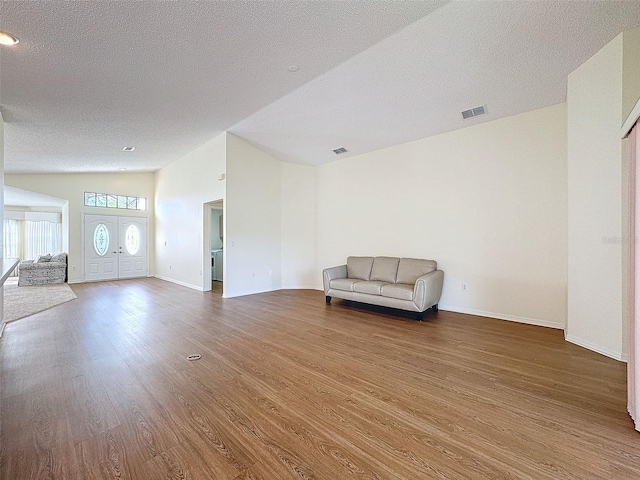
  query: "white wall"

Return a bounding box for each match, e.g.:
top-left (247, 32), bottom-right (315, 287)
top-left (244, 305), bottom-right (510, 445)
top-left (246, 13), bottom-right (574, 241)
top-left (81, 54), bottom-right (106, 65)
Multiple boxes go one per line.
top-left (281, 162), bottom-right (316, 289)
top-left (4, 173), bottom-right (155, 283)
top-left (623, 27), bottom-right (640, 125)
top-left (567, 34), bottom-right (624, 360)
top-left (154, 133), bottom-right (226, 290)
top-left (0, 112), bottom-right (5, 323)
top-left (225, 134), bottom-right (282, 297)
top-left (622, 28), bottom-right (640, 362)
top-left (316, 103), bottom-right (568, 328)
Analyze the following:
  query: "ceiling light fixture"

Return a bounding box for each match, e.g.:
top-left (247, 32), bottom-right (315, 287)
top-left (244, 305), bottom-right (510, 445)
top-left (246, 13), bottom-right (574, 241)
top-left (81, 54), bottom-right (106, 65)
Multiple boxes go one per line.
top-left (288, 65), bottom-right (299, 72)
top-left (0, 31), bottom-right (19, 46)
top-left (122, 146), bottom-right (135, 152)
top-left (119, 168), bottom-right (127, 171)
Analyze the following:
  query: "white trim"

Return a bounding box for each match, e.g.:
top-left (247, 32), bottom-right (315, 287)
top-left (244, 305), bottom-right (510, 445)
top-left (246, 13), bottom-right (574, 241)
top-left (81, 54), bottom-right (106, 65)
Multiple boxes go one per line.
top-left (282, 285), bottom-right (321, 290)
top-left (438, 304), bottom-right (564, 330)
top-left (565, 332), bottom-right (626, 362)
top-left (154, 275), bottom-right (203, 291)
top-left (0, 321), bottom-right (5, 338)
top-left (622, 96), bottom-right (640, 138)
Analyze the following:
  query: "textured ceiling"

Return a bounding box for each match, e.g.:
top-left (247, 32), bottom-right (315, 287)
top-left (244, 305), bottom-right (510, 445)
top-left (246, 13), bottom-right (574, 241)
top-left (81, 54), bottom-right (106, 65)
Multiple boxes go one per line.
top-left (0, 0), bottom-right (445, 173)
top-left (1, 1), bottom-right (640, 173)
top-left (232, 0), bottom-right (640, 165)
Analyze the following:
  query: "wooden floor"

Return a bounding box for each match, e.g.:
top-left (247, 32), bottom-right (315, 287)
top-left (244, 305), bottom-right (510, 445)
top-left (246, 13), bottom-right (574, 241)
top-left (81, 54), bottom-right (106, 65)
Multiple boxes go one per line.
top-left (1, 279), bottom-right (639, 479)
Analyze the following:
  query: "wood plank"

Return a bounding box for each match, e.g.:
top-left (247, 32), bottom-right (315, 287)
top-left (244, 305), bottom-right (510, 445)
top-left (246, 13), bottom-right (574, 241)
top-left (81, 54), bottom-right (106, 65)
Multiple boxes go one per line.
top-left (1, 278), bottom-right (639, 479)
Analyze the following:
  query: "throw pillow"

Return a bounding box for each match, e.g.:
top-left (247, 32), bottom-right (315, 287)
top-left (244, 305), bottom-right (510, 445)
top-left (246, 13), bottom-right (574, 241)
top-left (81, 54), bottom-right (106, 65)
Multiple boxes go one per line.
top-left (36, 254), bottom-right (52, 263)
top-left (51, 253), bottom-right (66, 264)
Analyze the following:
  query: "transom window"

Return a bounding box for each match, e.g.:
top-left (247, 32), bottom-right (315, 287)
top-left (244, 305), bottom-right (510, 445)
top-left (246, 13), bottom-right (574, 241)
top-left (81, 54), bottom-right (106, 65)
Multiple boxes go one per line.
top-left (84, 192), bottom-right (147, 211)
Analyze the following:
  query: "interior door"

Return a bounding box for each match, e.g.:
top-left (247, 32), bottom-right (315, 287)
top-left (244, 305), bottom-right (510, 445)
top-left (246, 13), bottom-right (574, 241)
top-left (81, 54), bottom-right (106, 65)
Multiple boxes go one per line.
top-left (118, 217), bottom-right (148, 279)
top-left (84, 214), bottom-right (119, 281)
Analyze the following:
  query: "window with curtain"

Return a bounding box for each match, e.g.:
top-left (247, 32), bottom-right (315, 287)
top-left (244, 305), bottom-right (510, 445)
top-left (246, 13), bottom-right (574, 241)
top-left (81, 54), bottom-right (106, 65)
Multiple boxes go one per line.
top-left (3, 219), bottom-right (20, 259)
top-left (24, 220), bottom-right (62, 261)
top-left (2, 217), bottom-right (62, 275)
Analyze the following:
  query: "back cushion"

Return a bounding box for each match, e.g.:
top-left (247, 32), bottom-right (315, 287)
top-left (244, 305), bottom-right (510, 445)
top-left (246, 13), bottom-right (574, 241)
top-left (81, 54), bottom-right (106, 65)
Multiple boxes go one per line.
top-left (396, 258), bottom-right (437, 284)
top-left (51, 253), bottom-right (67, 264)
top-left (347, 256), bottom-right (374, 280)
top-left (370, 257), bottom-right (400, 283)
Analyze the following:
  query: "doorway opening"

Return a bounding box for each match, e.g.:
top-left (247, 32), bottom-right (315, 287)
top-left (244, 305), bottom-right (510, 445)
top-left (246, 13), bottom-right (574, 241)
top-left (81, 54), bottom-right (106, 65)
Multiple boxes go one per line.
top-left (203, 200), bottom-right (224, 295)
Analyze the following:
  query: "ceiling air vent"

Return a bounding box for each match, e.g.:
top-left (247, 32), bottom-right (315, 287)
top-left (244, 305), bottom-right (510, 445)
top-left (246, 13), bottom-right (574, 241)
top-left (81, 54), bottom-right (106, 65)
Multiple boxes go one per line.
top-left (461, 105), bottom-right (486, 120)
top-left (332, 147), bottom-right (348, 155)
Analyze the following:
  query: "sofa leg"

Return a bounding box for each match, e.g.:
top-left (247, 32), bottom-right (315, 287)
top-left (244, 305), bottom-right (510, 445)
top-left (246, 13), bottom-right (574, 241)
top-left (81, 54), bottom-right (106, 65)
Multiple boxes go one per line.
top-left (416, 312), bottom-right (424, 321)
top-left (432, 304), bottom-right (439, 313)
top-left (325, 296), bottom-right (332, 304)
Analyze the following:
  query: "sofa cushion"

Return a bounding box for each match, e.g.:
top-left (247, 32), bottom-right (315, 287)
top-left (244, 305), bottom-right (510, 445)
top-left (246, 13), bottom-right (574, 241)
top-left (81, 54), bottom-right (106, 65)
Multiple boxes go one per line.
top-left (353, 281), bottom-right (388, 295)
top-left (370, 257), bottom-right (399, 283)
top-left (347, 256), bottom-right (374, 280)
top-left (330, 278), bottom-right (360, 292)
top-left (36, 254), bottom-right (52, 263)
top-left (381, 283), bottom-right (414, 301)
top-left (51, 253), bottom-right (67, 264)
top-left (396, 258), bottom-right (437, 285)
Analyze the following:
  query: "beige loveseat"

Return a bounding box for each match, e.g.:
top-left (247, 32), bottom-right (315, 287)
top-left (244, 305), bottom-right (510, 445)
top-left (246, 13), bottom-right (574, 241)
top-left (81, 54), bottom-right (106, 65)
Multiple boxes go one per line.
top-left (323, 256), bottom-right (444, 320)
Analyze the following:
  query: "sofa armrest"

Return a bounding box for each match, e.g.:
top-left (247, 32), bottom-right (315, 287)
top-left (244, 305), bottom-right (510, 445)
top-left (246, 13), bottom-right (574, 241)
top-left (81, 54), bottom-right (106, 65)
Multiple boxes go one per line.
top-left (323, 265), bottom-right (347, 294)
top-left (414, 270), bottom-right (444, 311)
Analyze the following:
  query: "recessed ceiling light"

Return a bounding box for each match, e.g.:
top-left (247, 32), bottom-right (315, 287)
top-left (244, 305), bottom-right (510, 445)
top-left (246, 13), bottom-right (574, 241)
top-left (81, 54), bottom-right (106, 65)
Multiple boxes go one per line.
top-left (122, 146), bottom-right (135, 152)
top-left (288, 65), bottom-right (299, 72)
top-left (119, 168), bottom-right (127, 171)
top-left (0, 31), bottom-right (19, 46)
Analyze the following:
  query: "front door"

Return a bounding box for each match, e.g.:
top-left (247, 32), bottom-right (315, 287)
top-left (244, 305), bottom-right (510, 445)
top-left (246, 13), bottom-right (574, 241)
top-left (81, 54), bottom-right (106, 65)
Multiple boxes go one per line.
top-left (118, 216), bottom-right (148, 279)
top-left (83, 214), bottom-right (148, 281)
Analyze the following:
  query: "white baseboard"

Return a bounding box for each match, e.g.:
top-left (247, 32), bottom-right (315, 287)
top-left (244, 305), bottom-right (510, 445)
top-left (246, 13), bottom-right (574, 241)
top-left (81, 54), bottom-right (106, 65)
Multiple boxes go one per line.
top-left (438, 304), bottom-right (564, 330)
top-left (224, 286), bottom-right (281, 298)
top-left (154, 275), bottom-right (203, 291)
top-left (564, 332), bottom-right (626, 362)
top-left (69, 273), bottom-right (153, 285)
top-left (281, 285), bottom-right (321, 290)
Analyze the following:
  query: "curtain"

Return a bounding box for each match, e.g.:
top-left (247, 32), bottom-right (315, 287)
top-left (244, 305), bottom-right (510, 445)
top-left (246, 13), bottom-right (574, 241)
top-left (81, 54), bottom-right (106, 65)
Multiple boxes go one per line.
top-left (3, 219), bottom-right (21, 276)
top-left (630, 122), bottom-right (640, 431)
top-left (23, 220), bottom-right (62, 261)
top-left (2, 219), bottom-right (62, 276)
top-left (3, 219), bottom-right (21, 259)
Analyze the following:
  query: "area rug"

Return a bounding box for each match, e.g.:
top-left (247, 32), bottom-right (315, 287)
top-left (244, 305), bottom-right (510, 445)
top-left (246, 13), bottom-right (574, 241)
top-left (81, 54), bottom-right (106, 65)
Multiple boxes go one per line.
top-left (3, 278), bottom-right (77, 323)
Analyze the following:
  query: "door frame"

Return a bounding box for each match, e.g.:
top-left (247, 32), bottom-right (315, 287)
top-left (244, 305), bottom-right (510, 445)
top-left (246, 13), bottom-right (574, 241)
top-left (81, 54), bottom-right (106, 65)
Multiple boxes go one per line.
top-left (81, 212), bottom-right (150, 282)
top-left (203, 200), bottom-right (224, 293)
